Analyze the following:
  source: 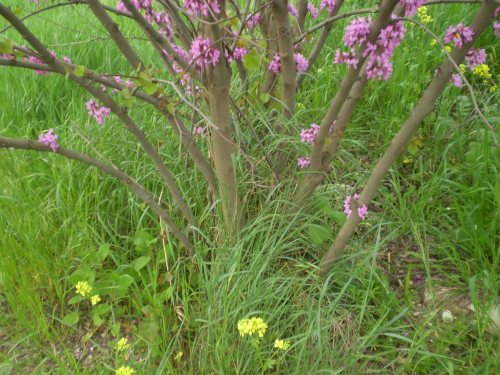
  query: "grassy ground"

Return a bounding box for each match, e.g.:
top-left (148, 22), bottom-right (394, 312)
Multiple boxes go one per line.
top-left (0, 1), bottom-right (499, 374)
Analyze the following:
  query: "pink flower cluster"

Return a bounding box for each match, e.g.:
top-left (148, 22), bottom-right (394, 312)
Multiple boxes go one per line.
top-left (295, 53), bottom-right (309, 73)
top-left (247, 13), bottom-right (260, 29)
top-left (344, 193), bottom-right (368, 219)
top-left (465, 48), bottom-right (486, 70)
top-left (117, 0), bottom-right (172, 38)
top-left (288, 4), bottom-right (298, 17)
top-left (183, 0), bottom-right (220, 18)
top-left (399, 0), bottom-right (426, 17)
top-left (444, 23), bottom-right (474, 49)
top-left (364, 19), bottom-right (406, 80)
top-left (194, 126), bottom-right (204, 137)
top-left (86, 100), bottom-right (111, 125)
top-left (225, 47), bottom-right (248, 63)
top-left (269, 54), bottom-right (281, 74)
top-left (493, 8), bottom-right (499, 38)
top-left (320, 0), bottom-right (337, 16)
top-left (300, 123), bottom-right (320, 145)
top-left (268, 53), bottom-right (308, 74)
top-left (450, 74), bottom-right (463, 88)
top-left (343, 16), bottom-right (372, 48)
top-left (189, 37), bottom-right (220, 67)
top-left (38, 128), bottom-right (59, 152)
top-left (334, 49), bottom-right (358, 69)
top-left (297, 157), bottom-right (311, 169)
top-left (307, 4), bottom-right (319, 19)
top-left (28, 55), bottom-right (48, 76)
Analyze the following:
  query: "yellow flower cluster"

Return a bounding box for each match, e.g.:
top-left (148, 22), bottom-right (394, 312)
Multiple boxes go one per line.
top-left (90, 295), bottom-right (101, 305)
top-left (237, 317), bottom-right (268, 337)
top-left (472, 64), bottom-right (492, 79)
top-left (174, 351), bottom-right (183, 361)
top-left (116, 366), bottom-right (134, 375)
top-left (489, 84), bottom-right (497, 93)
top-left (417, 7), bottom-right (433, 23)
top-left (459, 64), bottom-right (466, 75)
top-left (75, 281), bottom-right (92, 297)
top-left (274, 339), bottom-right (290, 351)
top-left (116, 337), bottom-right (131, 352)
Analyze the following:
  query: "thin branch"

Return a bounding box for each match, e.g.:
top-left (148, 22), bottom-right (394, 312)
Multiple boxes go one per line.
top-left (400, 16), bottom-right (498, 147)
top-left (0, 0), bottom-right (132, 34)
top-left (0, 136), bottom-right (194, 255)
top-left (319, 0), bottom-right (497, 277)
top-left (0, 3), bottom-right (197, 226)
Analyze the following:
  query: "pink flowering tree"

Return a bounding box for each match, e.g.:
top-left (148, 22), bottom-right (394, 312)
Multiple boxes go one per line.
top-left (0, 0), bottom-right (498, 276)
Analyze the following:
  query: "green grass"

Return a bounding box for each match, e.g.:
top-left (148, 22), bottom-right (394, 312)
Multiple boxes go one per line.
top-left (1, 1), bottom-right (499, 373)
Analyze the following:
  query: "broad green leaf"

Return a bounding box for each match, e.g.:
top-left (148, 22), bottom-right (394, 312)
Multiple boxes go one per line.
top-left (307, 225), bottom-right (330, 245)
top-left (131, 256), bottom-right (151, 272)
top-left (62, 311), bottom-right (80, 325)
top-left (68, 295), bottom-right (84, 305)
top-left (138, 319), bottom-right (159, 344)
top-left (68, 267), bottom-right (95, 285)
top-left (143, 83), bottom-right (158, 95)
top-left (97, 243), bottom-right (110, 262)
top-left (92, 312), bottom-right (104, 326)
top-left (0, 39), bottom-right (14, 54)
top-left (242, 49), bottom-right (260, 71)
top-left (134, 230), bottom-right (157, 255)
top-left (74, 65), bottom-right (86, 77)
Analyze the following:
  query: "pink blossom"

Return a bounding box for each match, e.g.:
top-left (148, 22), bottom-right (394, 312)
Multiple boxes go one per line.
top-left (465, 48), bottom-right (486, 70)
top-left (86, 100), bottom-right (111, 125)
top-left (320, 0), bottom-right (337, 16)
top-left (190, 37), bottom-right (220, 67)
top-left (28, 55), bottom-right (49, 76)
top-left (357, 205), bottom-right (368, 219)
top-left (399, 0), bottom-right (426, 17)
top-left (494, 22), bottom-right (500, 38)
top-left (233, 47), bottom-right (248, 60)
top-left (194, 127), bottom-right (204, 137)
top-left (450, 74), bottom-right (463, 88)
top-left (344, 193), bottom-right (367, 219)
top-left (183, 0), bottom-right (220, 17)
top-left (38, 128), bottom-right (59, 152)
top-left (269, 54), bottom-right (281, 74)
top-left (362, 20), bottom-right (406, 80)
top-left (247, 13), bottom-right (261, 29)
top-left (297, 157), bottom-right (311, 169)
top-left (307, 4), bottom-right (319, 19)
top-left (62, 56), bottom-right (72, 64)
top-left (334, 48), bottom-right (359, 69)
top-left (288, 4), bottom-right (298, 17)
top-left (343, 17), bottom-right (372, 48)
top-left (294, 53), bottom-right (308, 73)
top-left (444, 23), bottom-right (474, 48)
top-left (300, 123), bottom-right (320, 145)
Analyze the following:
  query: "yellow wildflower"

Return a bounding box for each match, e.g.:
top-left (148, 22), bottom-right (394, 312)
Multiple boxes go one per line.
top-left (489, 84), bottom-right (497, 93)
top-left (75, 281), bottom-right (92, 297)
top-left (417, 7), bottom-right (433, 23)
top-left (430, 39), bottom-right (437, 46)
top-left (444, 46), bottom-right (452, 53)
top-left (237, 317), bottom-right (268, 338)
top-left (90, 295), bottom-right (101, 305)
top-left (459, 64), bottom-right (466, 75)
top-left (174, 351), bottom-right (183, 361)
top-left (116, 366), bottom-right (134, 375)
top-left (473, 64), bottom-right (492, 79)
top-left (274, 339), bottom-right (290, 350)
top-left (116, 337), bottom-right (131, 352)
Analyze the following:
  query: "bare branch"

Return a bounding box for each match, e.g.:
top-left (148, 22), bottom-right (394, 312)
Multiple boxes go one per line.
top-left (0, 136), bottom-right (195, 255)
top-left (320, 0), bottom-right (497, 277)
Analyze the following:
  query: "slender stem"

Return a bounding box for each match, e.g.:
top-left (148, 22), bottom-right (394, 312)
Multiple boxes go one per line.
top-left (0, 3), bottom-right (197, 226)
top-left (0, 136), bottom-right (194, 255)
top-left (319, 0), bottom-right (497, 277)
